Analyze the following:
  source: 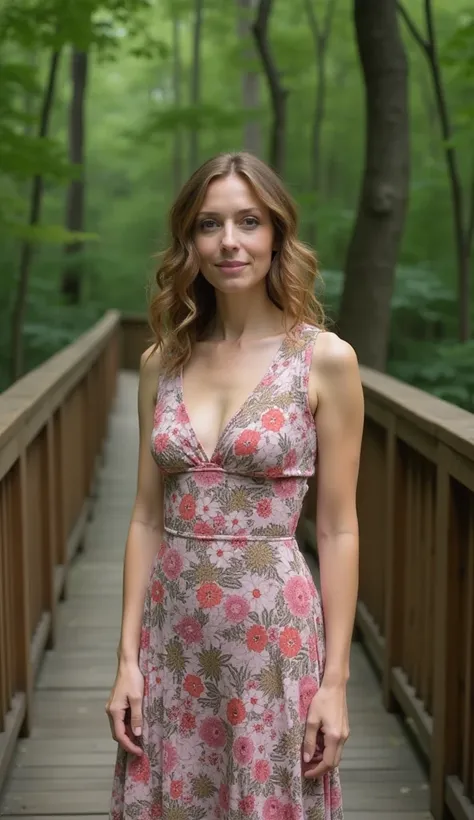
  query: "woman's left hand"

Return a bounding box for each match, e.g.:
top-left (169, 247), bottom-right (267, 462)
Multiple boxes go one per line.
top-left (302, 682), bottom-right (349, 779)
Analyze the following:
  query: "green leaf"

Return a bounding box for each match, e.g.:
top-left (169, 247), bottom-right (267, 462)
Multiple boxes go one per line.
top-left (6, 223), bottom-right (99, 245)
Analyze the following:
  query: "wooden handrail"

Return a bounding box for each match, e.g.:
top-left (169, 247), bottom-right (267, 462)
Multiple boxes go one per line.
top-left (0, 310), bottom-right (121, 789)
top-left (351, 366), bottom-right (474, 820)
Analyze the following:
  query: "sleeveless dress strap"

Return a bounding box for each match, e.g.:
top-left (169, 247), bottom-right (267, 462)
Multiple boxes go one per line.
top-left (292, 324), bottom-right (322, 399)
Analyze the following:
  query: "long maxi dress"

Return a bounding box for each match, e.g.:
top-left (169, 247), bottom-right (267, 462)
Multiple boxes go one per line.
top-left (110, 322), bottom-right (344, 820)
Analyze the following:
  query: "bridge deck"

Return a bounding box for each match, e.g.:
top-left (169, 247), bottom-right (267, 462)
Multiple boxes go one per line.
top-left (0, 373), bottom-right (432, 819)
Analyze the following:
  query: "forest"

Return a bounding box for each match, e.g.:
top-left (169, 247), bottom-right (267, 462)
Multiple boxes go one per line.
top-left (1, 0), bottom-right (474, 410)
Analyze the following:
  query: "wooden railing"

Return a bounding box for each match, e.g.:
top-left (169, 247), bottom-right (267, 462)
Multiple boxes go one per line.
top-left (120, 313), bottom-right (153, 370)
top-left (351, 368), bottom-right (474, 820)
top-left (0, 311), bottom-right (120, 789)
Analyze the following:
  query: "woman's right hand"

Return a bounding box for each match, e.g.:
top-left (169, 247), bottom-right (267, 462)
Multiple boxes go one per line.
top-left (106, 661), bottom-right (144, 756)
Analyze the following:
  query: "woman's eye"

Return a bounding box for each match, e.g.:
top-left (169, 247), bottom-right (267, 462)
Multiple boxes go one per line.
top-left (200, 219), bottom-right (218, 231)
top-left (198, 216), bottom-right (259, 231)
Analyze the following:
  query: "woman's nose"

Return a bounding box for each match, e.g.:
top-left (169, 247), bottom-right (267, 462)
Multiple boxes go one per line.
top-left (220, 223), bottom-right (239, 249)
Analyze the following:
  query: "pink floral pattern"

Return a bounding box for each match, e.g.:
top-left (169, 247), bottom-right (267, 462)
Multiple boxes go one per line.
top-left (110, 323), bottom-right (344, 819)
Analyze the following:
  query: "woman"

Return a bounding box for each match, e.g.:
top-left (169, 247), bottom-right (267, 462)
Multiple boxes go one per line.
top-left (107, 152), bottom-right (363, 820)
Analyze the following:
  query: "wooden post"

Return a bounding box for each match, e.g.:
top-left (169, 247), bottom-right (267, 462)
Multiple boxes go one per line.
top-left (44, 420), bottom-right (58, 649)
top-left (55, 406), bottom-right (67, 600)
top-left (14, 454), bottom-right (33, 736)
top-left (461, 501), bottom-right (474, 798)
top-left (431, 452), bottom-right (455, 818)
top-left (383, 422), bottom-right (404, 709)
top-left (0, 482), bottom-right (9, 732)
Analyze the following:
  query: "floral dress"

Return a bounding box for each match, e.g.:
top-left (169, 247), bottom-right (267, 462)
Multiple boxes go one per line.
top-left (110, 322), bottom-right (344, 820)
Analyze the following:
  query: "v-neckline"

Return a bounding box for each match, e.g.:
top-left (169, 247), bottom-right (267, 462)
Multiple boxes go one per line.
top-left (178, 330), bottom-right (293, 464)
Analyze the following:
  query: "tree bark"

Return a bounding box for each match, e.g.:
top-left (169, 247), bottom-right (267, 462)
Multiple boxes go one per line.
top-left (172, 14), bottom-right (184, 194)
top-left (398, 0), bottom-right (471, 341)
top-left (61, 48), bottom-right (88, 305)
top-left (10, 49), bottom-right (62, 383)
top-left (337, 0), bottom-right (409, 371)
top-left (304, 0), bottom-right (337, 245)
top-left (189, 0), bottom-right (203, 175)
top-left (253, 0), bottom-right (287, 174)
top-left (237, 0), bottom-right (261, 156)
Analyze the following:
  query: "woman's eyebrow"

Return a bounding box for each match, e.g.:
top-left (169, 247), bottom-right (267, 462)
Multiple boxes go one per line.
top-left (197, 207), bottom-right (262, 217)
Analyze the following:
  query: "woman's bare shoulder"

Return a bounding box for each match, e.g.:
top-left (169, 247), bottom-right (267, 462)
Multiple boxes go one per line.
top-left (140, 344), bottom-right (162, 375)
top-left (313, 330), bottom-right (359, 374)
top-left (139, 344), bottom-right (163, 403)
top-left (310, 330), bottom-right (363, 415)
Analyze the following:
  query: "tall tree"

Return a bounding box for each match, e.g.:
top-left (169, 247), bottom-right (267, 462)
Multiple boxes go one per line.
top-left (304, 0), bottom-right (337, 245)
top-left (337, 0), bottom-right (409, 370)
top-left (10, 48), bottom-right (62, 381)
top-left (253, 0), bottom-right (287, 174)
top-left (398, 1), bottom-right (473, 342)
top-left (61, 47), bottom-right (89, 305)
top-left (172, 12), bottom-right (184, 193)
top-left (237, 0), bottom-right (261, 156)
top-left (189, 0), bottom-right (203, 174)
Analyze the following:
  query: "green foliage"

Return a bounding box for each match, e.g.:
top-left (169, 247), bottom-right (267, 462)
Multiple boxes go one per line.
top-left (0, 0), bottom-right (156, 52)
top-left (389, 340), bottom-right (474, 410)
top-left (442, 9), bottom-right (474, 76)
top-left (0, 0), bottom-right (473, 417)
top-left (8, 223), bottom-right (99, 243)
top-left (0, 274), bottom-right (104, 391)
top-left (319, 264), bottom-right (474, 412)
top-left (136, 103), bottom-right (253, 140)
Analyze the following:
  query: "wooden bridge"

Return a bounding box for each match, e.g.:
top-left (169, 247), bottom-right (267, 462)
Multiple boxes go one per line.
top-left (0, 311), bottom-right (472, 820)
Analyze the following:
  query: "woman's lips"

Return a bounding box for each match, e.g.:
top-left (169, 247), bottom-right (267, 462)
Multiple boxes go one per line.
top-left (216, 261), bottom-right (248, 273)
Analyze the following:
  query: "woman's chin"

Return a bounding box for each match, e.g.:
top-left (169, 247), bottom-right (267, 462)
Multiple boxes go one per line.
top-left (209, 273), bottom-right (268, 295)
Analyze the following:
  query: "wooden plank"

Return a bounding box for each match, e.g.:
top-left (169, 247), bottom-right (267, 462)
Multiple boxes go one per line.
top-left (462, 504), bottom-right (474, 797)
top-left (14, 455), bottom-right (33, 735)
top-left (0, 791), bottom-right (112, 815)
top-left (0, 695), bottom-right (26, 792)
top-left (430, 454), bottom-right (455, 818)
top-left (0, 313), bottom-right (120, 458)
top-left (0, 480), bottom-right (9, 732)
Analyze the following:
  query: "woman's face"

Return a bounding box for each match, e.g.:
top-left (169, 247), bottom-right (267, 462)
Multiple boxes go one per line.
top-left (193, 173), bottom-right (275, 295)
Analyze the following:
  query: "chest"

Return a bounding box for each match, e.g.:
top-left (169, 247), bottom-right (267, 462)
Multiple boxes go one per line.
top-left (181, 345), bottom-right (283, 459)
top-left (152, 335), bottom-right (318, 474)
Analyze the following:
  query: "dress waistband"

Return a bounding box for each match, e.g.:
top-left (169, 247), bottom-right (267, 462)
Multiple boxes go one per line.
top-left (163, 525), bottom-right (294, 542)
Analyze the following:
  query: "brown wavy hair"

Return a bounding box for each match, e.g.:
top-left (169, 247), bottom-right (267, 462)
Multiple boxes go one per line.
top-left (148, 151), bottom-right (325, 374)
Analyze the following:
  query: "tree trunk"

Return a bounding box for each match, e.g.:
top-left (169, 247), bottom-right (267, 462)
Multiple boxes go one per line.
top-left (397, 0), bottom-right (471, 341)
top-left (337, 0), bottom-right (409, 370)
top-left (311, 50), bottom-right (326, 200)
top-left (10, 49), bottom-right (62, 383)
top-left (61, 48), bottom-right (88, 305)
top-left (253, 0), bottom-right (287, 175)
top-left (419, 69), bottom-right (438, 159)
top-left (304, 0), bottom-right (336, 246)
top-left (237, 0), bottom-right (261, 156)
top-left (172, 14), bottom-right (184, 194)
top-left (189, 0), bottom-right (203, 175)
top-left (322, 62), bottom-right (348, 199)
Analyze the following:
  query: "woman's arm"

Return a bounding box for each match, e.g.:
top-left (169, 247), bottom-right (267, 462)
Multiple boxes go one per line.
top-left (106, 345), bottom-right (164, 754)
top-left (314, 333), bottom-right (363, 685)
top-left (117, 345), bottom-right (164, 665)
top-left (303, 331), bottom-right (364, 777)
